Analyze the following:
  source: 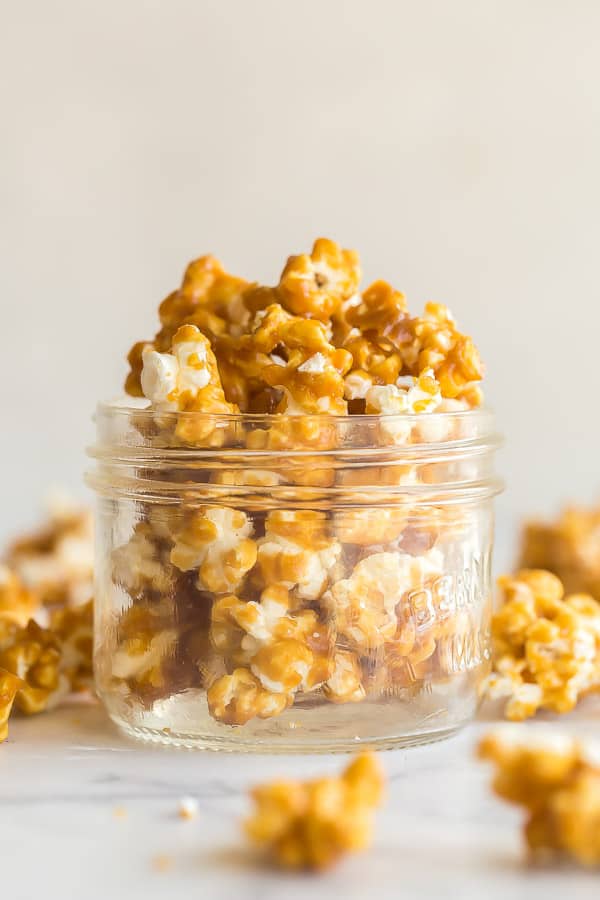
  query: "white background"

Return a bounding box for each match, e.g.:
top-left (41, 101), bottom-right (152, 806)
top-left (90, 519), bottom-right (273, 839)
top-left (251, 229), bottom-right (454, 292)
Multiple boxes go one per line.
top-left (2, 0), bottom-right (599, 551)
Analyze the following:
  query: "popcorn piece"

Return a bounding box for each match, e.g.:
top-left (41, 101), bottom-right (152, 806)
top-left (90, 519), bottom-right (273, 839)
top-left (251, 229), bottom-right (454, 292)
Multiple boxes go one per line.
top-left (0, 620), bottom-right (70, 714)
top-left (0, 668), bottom-right (23, 742)
top-left (110, 607), bottom-right (178, 705)
top-left (324, 550), bottom-right (442, 651)
top-left (276, 237), bottom-right (361, 322)
top-left (5, 492), bottom-right (93, 608)
top-left (365, 369), bottom-right (443, 444)
top-left (112, 522), bottom-right (174, 603)
top-left (398, 303), bottom-right (483, 406)
top-left (207, 667), bottom-right (292, 725)
top-left (141, 324), bottom-right (239, 444)
top-left (0, 564), bottom-right (39, 638)
top-left (256, 511), bottom-right (341, 601)
top-left (478, 728), bottom-right (600, 866)
top-left (209, 588), bottom-right (333, 712)
top-left (50, 599), bottom-right (94, 693)
top-left (485, 569), bottom-right (600, 720)
top-left (245, 752), bottom-right (384, 870)
top-left (519, 503), bottom-right (600, 601)
top-left (170, 507), bottom-right (257, 594)
top-left (125, 254), bottom-right (249, 396)
top-left (345, 279), bottom-right (408, 341)
top-left (323, 651), bottom-right (365, 703)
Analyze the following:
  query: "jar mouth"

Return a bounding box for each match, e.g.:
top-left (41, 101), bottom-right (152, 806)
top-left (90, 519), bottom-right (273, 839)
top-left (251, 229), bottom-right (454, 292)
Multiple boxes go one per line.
top-left (87, 398), bottom-right (503, 505)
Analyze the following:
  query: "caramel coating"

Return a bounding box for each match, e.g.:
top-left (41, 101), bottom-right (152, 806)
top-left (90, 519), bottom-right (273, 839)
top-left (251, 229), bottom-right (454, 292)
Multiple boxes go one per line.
top-left (0, 668), bottom-right (23, 742)
top-left (519, 503), bottom-right (600, 601)
top-left (4, 495), bottom-right (93, 608)
top-left (485, 569), bottom-right (600, 720)
top-left (245, 752), bottom-right (384, 870)
top-left (479, 728), bottom-right (600, 866)
top-left (276, 237), bottom-right (361, 322)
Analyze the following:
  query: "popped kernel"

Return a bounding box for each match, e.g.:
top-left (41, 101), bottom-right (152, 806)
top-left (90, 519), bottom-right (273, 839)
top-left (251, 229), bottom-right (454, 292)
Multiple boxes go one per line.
top-left (125, 254), bottom-right (249, 396)
top-left (178, 796), bottom-right (198, 820)
top-left (5, 492), bottom-right (94, 608)
top-left (323, 550), bottom-right (442, 651)
top-left (0, 620), bottom-right (70, 714)
top-left (365, 368), bottom-right (443, 443)
top-left (170, 507), bottom-right (257, 594)
top-left (256, 510), bottom-right (341, 600)
top-left (519, 503), bottom-right (600, 601)
top-left (323, 650), bottom-right (365, 703)
top-left (484, 569), bottom-right (600, 720)
top-left (0, 564), bottom-right (39, 637)
top-left (141, 324), bottom-right (239, 444)
top-left (276, 237), bottom-right (361, 321)
top-left (478, 728), bottom-right (600, 866)
top-left (207, 667), bottom-right (292, 725)
top-left (112, 522), bottom-right (174, 602)
top-left (244, 752), bottom-right (384, 870)
top-left (0, 668), bottom-right (23, 742)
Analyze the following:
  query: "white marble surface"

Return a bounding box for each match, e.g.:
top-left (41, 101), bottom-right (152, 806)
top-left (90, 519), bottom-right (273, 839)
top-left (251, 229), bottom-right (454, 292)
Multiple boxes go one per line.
top-left (3, 699), bottom-right (600, 899)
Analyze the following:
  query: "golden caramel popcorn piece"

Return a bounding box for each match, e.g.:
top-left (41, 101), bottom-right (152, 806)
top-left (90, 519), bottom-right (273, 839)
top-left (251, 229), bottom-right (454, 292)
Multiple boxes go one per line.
top-left (519, 503), bottom-right (600, 601)
top-left (170, 507), bottom-right (257, 593)
top-left (5, 493), bottom-right (93, 608)
top-left (125, 254), bottom-right (249, 395)
top-left (110, 603), bottom-right (178, 704)
top-left (398, 303), bottom-right (483, 405)
top-left (323, 650), bottom-right (365, 703)
top-left (276, 237), bottom-right (361, 322)
top-left (0, 668), bottom-right (23, 742)
top-left (478, 728), bottom-right (600, 866)
top-left (345, 279), bottom-right (408, 341)
top-left (256, 510), bottom-right (341, 601)
top-left (0, 564), bottom-right (39, 639)
top-left (485, 569), bottom-right (600, 720)
top-left (0, 620), bottom-right (69, 714)
top-left (207, 667), bottom-right (292, 725)
top-left (324, 550), bottom-right (442, 651)
top-left (50, 599), bottom-right (94, 693)
top-left (245, 752), bottom-right (384, 870)
top-left (112, 522), bottom-right (174, 602)
top-left (140, 324), bottom-right (239, 444)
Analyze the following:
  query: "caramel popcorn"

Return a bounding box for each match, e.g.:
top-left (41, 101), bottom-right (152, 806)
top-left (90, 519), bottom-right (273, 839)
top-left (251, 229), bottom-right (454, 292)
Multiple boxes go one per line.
top-left (324, 550), bottom-right (442, 651)
top-left (111, 239), bottom-right (488, 735)
top-left (276, 237), bottom-right (361, 322)
top-left (519, 503), bottom-right (600, 601)
top-left (207, 667), bottom-right (292, 725)
top-left (170, 507), bottom-right (257, 593)
top-left (485, 569), bottom-right (600, 720)
top-left (256, 510), bottom-right (341, 601)
top-left (0, 564), bottom-right (39, 638)
top-left (0, 620), bottom-right (70, 714)
top-left (399, 303), bottom-right (483, 405)
top-left (125, 254), bottom-right (249, 396)
top-left (0, 668), bottom-right (23, 742)
top-left (245, 752), bottom-right (384, 870)
top-left (5, 492), bottom-right (93, 608)
top-left (478, 728), bottom-right (600, 866)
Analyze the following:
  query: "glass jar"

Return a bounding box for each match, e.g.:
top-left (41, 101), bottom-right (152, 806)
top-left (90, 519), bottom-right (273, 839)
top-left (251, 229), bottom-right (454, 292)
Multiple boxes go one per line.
top-left (87, 401), bottom-right (501, 752)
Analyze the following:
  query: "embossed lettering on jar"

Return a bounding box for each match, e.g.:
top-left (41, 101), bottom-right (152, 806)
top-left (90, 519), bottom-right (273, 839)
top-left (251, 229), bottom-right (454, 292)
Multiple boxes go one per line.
top-left (87, 404), bottom-right (501, 751)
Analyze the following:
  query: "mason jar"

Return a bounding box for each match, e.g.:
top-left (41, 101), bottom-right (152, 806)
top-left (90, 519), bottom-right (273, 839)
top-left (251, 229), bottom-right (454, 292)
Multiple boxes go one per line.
top-left (87, 400), bottom-right (501, 752)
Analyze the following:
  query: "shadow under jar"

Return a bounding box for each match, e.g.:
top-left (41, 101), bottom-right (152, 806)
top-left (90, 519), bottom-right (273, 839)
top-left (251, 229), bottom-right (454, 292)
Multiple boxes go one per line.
top-left (87, 401), bottom-right (502, 752)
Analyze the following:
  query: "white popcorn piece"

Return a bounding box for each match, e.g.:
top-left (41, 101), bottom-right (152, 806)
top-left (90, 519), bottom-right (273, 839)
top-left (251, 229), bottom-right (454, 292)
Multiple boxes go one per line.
top-left (178, 796), bottom-right (199, 820)
top-left (170, 508), bottom-right (256, 593)
top-left (141, 330), bottom-right (213, 411)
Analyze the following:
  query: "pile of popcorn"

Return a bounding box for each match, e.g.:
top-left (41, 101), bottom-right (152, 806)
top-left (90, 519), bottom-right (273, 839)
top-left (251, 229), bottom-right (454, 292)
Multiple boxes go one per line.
top-left (484, 569), bottom-right (600, 721)
top-left (478, 729), bottom-right (600, 866)
top-left (103, 238), bottom-right (487, 726)
top-left (0, 496), bottom-right (94, 742)
top-left (520, 503), bottom-right (600, 601)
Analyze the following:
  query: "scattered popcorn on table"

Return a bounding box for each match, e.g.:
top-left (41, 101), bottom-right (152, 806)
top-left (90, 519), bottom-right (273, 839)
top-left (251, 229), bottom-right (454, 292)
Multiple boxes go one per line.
top-left (244, 752), bottom-right (385, 870)
top-left (177, 796), bottom-right (198, 820)
top-left (0, 668), bottom-right (23, 742)
top-left (478, 727), bottom-right (600, 867)
top-left (484, 569), bottom-right (600, 720)
top-left (5, 492), bottom-right (93, 608)
top-left (520, 502), bottom-right (600, 601)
